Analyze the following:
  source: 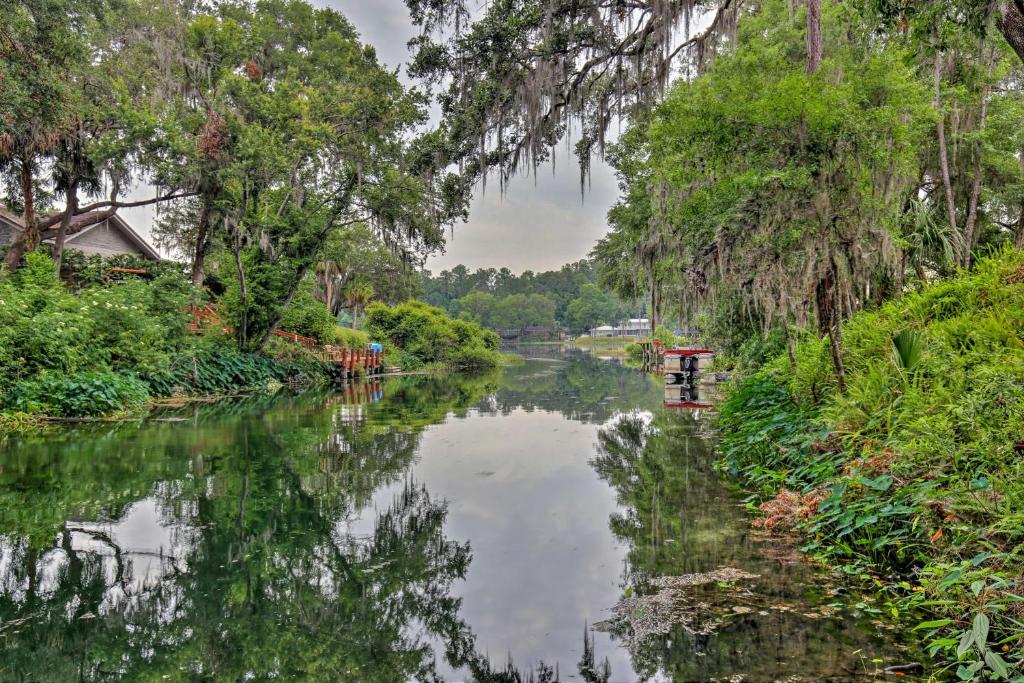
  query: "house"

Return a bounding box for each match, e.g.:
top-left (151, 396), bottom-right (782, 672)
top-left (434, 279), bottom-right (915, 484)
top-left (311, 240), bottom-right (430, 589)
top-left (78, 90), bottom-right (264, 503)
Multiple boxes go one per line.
top-left (0, 206), bottom-right (160, 261)
top-left (588, 318), bottom-right (653, 338)
top-left (617, 318), bottom-right (652, 336)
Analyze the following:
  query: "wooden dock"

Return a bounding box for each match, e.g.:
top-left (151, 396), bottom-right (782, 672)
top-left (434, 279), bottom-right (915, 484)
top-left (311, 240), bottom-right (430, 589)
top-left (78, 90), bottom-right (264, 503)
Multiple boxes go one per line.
top-left (663, 349), bottom-right (717, 409)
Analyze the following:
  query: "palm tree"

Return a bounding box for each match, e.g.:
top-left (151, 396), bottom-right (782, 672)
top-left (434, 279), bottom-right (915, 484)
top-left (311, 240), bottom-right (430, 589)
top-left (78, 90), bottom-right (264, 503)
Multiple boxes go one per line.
top-left (344, 279), bottom-right (374, 329)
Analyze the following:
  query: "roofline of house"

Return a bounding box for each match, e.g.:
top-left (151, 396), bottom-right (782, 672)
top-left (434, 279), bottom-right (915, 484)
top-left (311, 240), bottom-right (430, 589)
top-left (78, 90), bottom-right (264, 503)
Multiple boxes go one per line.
top-left (0, 205), bottom-right (161, 261)
top-left (62, 214), bottom-right (161, 260)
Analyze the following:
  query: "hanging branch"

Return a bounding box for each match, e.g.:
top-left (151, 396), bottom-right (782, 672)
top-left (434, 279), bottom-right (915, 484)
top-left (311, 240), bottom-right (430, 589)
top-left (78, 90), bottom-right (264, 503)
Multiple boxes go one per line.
top-left (409, 0), bottom-right (743, 187)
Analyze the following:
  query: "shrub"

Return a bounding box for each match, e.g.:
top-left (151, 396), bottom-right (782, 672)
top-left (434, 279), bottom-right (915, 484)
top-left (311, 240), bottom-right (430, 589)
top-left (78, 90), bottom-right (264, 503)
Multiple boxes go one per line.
top-left (59, 251), bottom-right (189, 291)
top-left (327, 325), bottom-right (369, 348)
top-left (0, 252), bottom-right (192, 394)
top-left (278, 283), bottom-right (338, 343)
top-left (143, 348), bottom-right (314, 396)
top-left (652, 325), bottom-right (676, 347)
top-left (365, 300), bottom-right (502, 369)
top-left (718, 249), bottom-right (1024, 670)
top-left (5, 371), bottom-right (149, 417)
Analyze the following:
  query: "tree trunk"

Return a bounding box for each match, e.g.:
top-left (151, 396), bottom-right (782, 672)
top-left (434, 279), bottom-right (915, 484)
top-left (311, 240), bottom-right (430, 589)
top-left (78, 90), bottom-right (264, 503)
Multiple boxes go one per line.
top-left (785, 325), bottom-right (797, 368)
top-left (806, 0), bottom-right (822, 73)
top-left (232, 235), bottom-right (248, 350)
top-left (815, 257), bottom-right (846, 393)
top-left (1016, 152), bottom-right (1024, 249)
top-left (649, 278), bottom-right (658, 335)
top-left (254, 258), bottom-right (315, 352)
top-left (933, 52), bottom-right (959, 248)
top-left (996, 1), bottom-right (1024, 65)
top-left (52, 181), bottom-right (79, 272)
top-left (323, 267), bottom-right (335, 315)
top-left (678, 288), bottom-right (685, 332)
top-left (4, 157), bottom-right (38, 272)
top-left (191, 196), bottom-right (213, 287)
top-left (352, 306), bottom-right (359, 330)
top-left (827, 313), bottom-right (846, 393)
top-left (962, 51), bottom-right (994, 269)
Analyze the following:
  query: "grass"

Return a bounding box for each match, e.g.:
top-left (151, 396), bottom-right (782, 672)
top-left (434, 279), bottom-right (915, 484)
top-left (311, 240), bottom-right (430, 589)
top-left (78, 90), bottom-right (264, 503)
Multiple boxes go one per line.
top-left (717, 248), bottom-right (1024, 681)
top-left (574, 335), bottom-right (637, 356)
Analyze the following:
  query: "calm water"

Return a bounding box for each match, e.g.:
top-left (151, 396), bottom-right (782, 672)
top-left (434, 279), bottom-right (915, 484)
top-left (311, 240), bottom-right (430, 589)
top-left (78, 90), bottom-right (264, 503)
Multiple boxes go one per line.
top-left (0, 351), bottom-right (919, 681)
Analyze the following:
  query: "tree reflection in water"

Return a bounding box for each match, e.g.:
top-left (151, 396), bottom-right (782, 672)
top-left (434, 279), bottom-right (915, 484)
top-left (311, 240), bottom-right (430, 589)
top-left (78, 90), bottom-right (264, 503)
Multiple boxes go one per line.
top-left (0, 363), bottom-right (916, 682)
top-left (590, 410), bottom-right (918, 681)
top-left (0, 375), bottom-right (508, 681)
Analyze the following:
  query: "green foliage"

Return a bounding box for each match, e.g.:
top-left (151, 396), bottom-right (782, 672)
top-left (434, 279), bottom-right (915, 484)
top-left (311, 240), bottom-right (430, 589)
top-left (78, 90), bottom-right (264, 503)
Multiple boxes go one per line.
top-left (277, 281), bottom-right (340, 343)
top-left (366, 300), bottom-right (502, 369)
top-left (454, 291), bottom-right (558, 332)
top-left (143, 347), bottom-right (327, 397)
top-left (58, 251), bottom-right (189, 292)
top-left (5, 371), bottom-right (149, 417)
top-left (652, 325), bottom-right (675, 347)
top-left (0, 252), bottom-right (191, 395)
top-left (329, 326), bottom-right (369, 348)
top-left (719, 250), bottom-right (1024, 674)
top-left (718, 375), bottom-right (834, 495)
top-left (564, 283), bottom-right (629, 334)
top-left (172, 0), bottom-right (458, 352)
top-left (0, 254), bottom-right (336, 416)
top-left (719, 329), bottom-right (788, 375)
top-left (891, 329), bottom-right (924, 374)
top-left (423, 260), bottom-right (634, 333)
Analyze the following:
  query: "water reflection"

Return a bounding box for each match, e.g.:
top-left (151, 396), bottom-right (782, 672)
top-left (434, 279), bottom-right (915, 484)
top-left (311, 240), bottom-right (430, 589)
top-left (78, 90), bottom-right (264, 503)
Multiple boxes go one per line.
top-left (0, 380), bottom-right (498, 681)
top-left (590, 410), bottom-right (918, 681)
top-left (0, 355), bottom-right (916, 681)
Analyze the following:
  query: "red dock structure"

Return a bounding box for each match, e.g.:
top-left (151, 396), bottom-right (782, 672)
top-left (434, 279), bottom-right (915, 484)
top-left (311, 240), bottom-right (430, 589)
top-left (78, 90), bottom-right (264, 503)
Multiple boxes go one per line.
top-left (188, 305), bottom-right (384, 379)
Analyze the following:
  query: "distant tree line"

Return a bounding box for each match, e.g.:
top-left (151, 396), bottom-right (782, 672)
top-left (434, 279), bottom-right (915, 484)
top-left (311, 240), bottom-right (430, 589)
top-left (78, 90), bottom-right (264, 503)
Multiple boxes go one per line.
top-left (420, 260), bottom-right (634, 334)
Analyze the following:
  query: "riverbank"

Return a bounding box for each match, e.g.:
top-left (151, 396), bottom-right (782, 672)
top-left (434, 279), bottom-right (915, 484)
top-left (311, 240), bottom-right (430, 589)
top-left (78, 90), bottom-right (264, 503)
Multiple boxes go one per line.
top-left (0, 255), bottom-right (506, 433)
top-left (716, 250), bottom-right (1024, 680)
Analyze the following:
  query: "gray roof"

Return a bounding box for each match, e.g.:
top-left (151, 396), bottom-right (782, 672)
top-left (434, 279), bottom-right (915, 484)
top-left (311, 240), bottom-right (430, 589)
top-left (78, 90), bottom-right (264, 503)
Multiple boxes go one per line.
top-left (0, 205), bottom-right (160, 260)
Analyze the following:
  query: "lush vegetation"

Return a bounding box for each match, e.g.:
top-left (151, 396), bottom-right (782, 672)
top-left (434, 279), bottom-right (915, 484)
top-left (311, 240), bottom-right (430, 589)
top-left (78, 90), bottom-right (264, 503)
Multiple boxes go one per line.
top-left (591, 0), bottom-right (1023, 387)
top-left (2, 0), bottom-right (463, 353)
top-left (0, 252), bottom-right (340, 420)
top-left (0, 249), bottom-right (506, 422)
top-left (0, 252), bottom-right (188, 413)
top-left (719, 251), bottom-right (1024, 679)
top-left (365, 300), bottom-right (503, 371)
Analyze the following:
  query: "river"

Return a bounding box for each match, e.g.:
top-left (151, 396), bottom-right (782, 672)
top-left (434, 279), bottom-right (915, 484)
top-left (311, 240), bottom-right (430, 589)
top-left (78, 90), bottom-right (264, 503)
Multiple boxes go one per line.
top-left (0, 350), bottom-right (919, 681)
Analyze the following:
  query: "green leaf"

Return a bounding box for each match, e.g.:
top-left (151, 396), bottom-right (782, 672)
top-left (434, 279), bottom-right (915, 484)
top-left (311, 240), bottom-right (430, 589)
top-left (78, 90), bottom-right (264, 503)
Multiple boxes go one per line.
top-left (971, 612), bottom-right (990, 649)
top-left (983, 650), bottom-right (1010, 680)
top-left (957, 629), bottom-right (975, 658)
top-left (969, 552), bottom-right (992, 567)
top-left (915, 618), bottom-right (953, 631)
top-left (859, 474), bottom-right (893, 491)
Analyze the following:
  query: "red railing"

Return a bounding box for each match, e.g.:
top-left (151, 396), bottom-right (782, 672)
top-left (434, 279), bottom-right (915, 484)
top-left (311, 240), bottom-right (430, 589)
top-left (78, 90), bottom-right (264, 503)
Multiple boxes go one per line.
top-left (187, 305), bottom-right (383, 372)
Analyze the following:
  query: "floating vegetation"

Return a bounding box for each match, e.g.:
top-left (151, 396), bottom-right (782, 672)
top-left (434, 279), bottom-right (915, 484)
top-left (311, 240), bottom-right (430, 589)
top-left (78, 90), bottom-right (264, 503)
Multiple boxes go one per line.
top-left (593, 567), bottom-right (761, 643)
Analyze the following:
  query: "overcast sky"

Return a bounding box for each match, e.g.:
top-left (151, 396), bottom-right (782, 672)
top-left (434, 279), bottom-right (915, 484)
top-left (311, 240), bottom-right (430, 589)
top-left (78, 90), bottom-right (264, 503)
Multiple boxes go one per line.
top-left (321, 0), bottom-right (621, 275)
